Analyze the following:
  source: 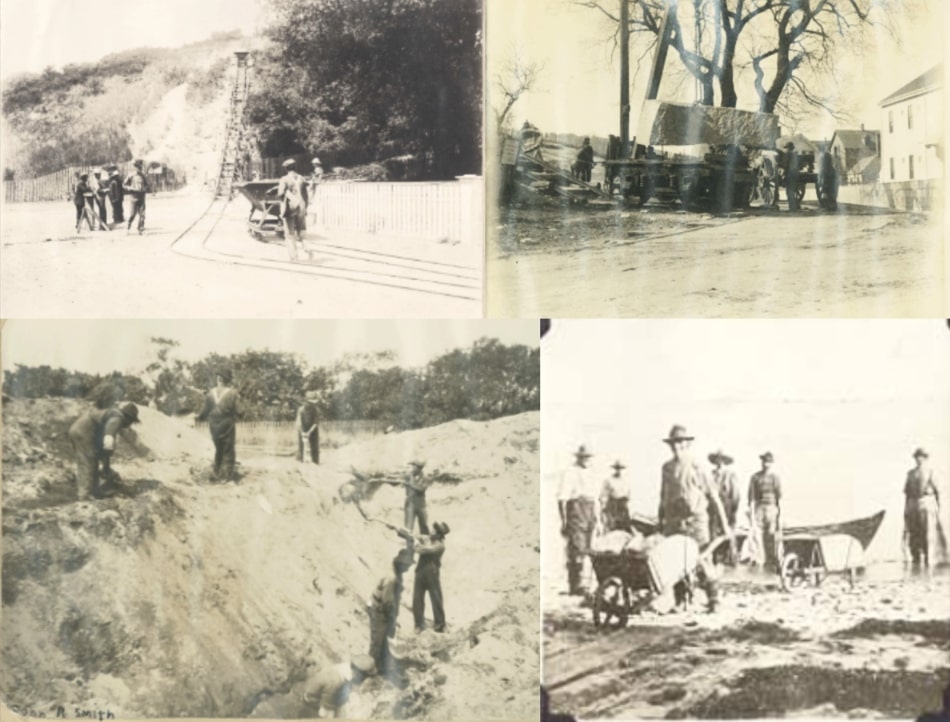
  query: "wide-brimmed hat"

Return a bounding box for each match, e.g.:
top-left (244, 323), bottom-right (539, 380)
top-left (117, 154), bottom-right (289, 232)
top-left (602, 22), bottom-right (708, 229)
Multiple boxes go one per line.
top-left (433, 521), bottom-right (451, 537)
top-left (708, 449), bottom-right (734, 465)
top-left (663, 425), bottom-right (694, 444)
top-left (611, 460), bottom-right (626, 472)
top-left (574, 444), bottom-right (592, 459)
top-left (350, 654), bottom-right (377, 676)
top-left (119, 402), bottom-right (140, 424)
top-left (216, 367), bottom-right (233, 383)
top-left (409, 459), bottom-right (426, 469)
top-left (913, 447), bottom-right (929, 459)
top-left (133, 159), bottom-right (144, 168)
top-left (759, 451), bottom-right (775, 463)
top-left (305, 390), bottom-right (320, 403)
top-left (282, 158), bottom-right (296, 168)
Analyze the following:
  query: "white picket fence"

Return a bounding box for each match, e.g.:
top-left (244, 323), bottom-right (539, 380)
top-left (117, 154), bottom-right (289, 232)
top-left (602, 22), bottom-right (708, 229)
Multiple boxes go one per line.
top-left (309, 176), bottom-right (482, 246)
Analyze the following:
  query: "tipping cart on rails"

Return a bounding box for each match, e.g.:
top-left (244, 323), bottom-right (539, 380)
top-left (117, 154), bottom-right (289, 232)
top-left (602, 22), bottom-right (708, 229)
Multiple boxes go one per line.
top-left (235, 180), bottom-right (285, 243)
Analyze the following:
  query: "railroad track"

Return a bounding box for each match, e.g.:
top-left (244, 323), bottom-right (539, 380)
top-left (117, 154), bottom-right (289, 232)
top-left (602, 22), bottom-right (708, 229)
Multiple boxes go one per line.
top-left (170, 197), bottom-right (482, 303)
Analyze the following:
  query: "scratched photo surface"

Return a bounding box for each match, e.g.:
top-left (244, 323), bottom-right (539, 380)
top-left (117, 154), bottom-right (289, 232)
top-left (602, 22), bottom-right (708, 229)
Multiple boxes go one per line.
top-left (0, 319), bottom-right (540, 720)
top-left (486, 0), bottom-right (947, 318)
top-left (0, 0), bottom-right (484, 319)
top-left (541, 319), bottom-right (950, 719)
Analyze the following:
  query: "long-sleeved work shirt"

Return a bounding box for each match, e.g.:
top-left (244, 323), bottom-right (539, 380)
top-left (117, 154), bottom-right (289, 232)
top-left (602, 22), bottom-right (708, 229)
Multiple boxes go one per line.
top-left (748, 471), bottom-right (782, 507)
top-left (659, 458), bottom-right (714, 532)
top-left (196, 386), bottom-right (240, 436)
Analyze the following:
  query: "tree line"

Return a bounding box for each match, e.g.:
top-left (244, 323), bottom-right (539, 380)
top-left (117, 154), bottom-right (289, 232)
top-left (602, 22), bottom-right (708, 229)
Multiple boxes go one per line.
top-left (2, 338), bottom-right (540, 429)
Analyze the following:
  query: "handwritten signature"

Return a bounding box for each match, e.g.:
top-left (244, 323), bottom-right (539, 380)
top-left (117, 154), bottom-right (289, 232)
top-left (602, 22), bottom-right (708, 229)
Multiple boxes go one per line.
top-left (8, 704), bottom-right (115, 720)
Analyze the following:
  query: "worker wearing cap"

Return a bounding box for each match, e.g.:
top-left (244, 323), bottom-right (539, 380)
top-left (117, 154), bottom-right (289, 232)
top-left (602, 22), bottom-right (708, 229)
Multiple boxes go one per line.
top-left (904, 448), bottom-right (943, 570)
top-left (406, 521), bottom-right (450, 633)
top-left (367, 547), bottom-right (414, 677)
top-left (708, 449), bottom-right (741, 564)
top-left (277, 158), bottom-right (309, 260)
top-left (600, 460), bottom-right (632, 533)
top-left (748, 451), bottom-right (783, 571)
top-left (295, 391), bottom-right (321, 464)
top-left (575, 137), bottom-right (594, 183)
top-left (659, 425), bottom-right (731, 611)
top-left (310, 157), bottom-right (324, 196)
top-left (783, 142), bottom-right (801, 212)
top-left (403, 460), bottom-right (431, 534)
top-left (558, 445), bottom-right (601, 596)
top-left (67, 402), bottom-right (140, 501)
top-left (108, 167), bottom-right (125, 224)
top-left (301, 655), bottom-right (376, 718)
top-left (195, 368), bottom-right (242, 482)
top-left (124, 159), bottom-right (149, 235)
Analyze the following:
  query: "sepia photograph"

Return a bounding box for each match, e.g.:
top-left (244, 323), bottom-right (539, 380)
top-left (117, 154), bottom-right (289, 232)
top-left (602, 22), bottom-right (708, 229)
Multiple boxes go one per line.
top-left (0, 319), bottom-right (539, 719)
top-left (486, 0), bottom-right (947, 318)
top-left (541, 319), bottom-right (949, 719)
top-left (0, 0), bottom-right (483, 318)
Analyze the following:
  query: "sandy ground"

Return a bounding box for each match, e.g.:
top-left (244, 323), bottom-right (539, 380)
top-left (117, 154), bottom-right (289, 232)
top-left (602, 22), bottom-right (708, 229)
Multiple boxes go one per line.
top-left (487, 197), bottom-right (946, 318)
top-left (0, 193), bottom-right (482, 318)
top-left (1, 399), bottom-right (538, 719)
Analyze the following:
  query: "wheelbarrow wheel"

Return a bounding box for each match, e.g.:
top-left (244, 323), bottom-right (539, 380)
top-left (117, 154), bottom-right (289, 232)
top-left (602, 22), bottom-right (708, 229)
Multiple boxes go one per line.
top-left (780, 552), bottom-right (804, 590)
top-left (592, 576), bottom-right (630, 629)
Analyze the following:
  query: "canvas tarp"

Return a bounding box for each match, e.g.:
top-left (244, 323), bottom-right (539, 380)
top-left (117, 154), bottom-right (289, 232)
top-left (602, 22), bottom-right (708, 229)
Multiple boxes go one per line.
top-left (636, 100), bottom-right (780, 149)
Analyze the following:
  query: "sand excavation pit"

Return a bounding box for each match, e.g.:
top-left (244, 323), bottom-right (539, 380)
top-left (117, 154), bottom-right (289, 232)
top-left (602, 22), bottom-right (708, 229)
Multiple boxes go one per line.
top-left (2, 399), bottom-right (539, 719)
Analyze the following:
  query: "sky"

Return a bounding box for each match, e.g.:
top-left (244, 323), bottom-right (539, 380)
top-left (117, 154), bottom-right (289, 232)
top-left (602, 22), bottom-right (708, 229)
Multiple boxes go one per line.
top-left (0, 320), bottom-right (539, 376)
top-left (541, 320), bottom-right (950, 562)
top-left (489, 0), bottom-right (947, 139)
top-left (0, 0), bottom-right (267, 80)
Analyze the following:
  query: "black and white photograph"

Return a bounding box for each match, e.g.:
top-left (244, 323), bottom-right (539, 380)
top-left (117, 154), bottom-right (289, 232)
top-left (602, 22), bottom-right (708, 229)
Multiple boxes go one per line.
top-left (487, 0), bottom-right (947, 317)
top-left (542, 319), bottom-right (949, 719)
top-left (0, 319), bottom-right (539, 719)
top-left (0, 0), bottom-right (483, 318)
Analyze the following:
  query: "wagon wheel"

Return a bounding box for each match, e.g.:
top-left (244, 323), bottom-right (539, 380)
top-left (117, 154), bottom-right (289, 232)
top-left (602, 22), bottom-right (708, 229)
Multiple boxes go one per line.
top-left (780, 552), bottom-right (804, 590)
top-left (592, 576), bottom-right (630, 629)
top-left (756, 158), bottom-right (777, 208)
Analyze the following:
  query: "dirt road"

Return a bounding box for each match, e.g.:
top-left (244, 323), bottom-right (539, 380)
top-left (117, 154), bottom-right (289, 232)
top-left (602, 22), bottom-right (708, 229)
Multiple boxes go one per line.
top-left (488, 202), bottom-right (945, 317)
top-left (544, 567), bottom-right (949, 719)
top-left (0, 193), bottom-right (482, 318)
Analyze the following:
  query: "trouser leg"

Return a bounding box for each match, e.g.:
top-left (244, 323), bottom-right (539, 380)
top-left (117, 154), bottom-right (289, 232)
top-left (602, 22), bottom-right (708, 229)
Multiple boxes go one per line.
top-left (413, 573), bottom-right (427, 630)
top-left (429, 572), bottom-right (445, 631)
top-left (113, 200), bottom-right (124, 223)
top-left (221, 427), bottom-right (237, 480)
top-left (137, 200), bottom-right (146, 232)
top-left (368, 606), bottom-right (389, 673)
top-left (296, 434), bottom-right (304, 462)
top-left (73, 441), bottom-right (97, 501)
top-left (309, 429), bottom-right (319, 463)
top-left (416, 503), bottom-right (429, 535)
top-left (404, 499), bottom-right (416, 532)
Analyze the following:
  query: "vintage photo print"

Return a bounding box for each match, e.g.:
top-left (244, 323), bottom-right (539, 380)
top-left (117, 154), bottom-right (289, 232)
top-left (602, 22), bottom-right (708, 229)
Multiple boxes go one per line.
top-left (486, 0), bottom-right (947, 318)
top-left (0, 319), bottom-right (539, 720)
top-left (541, 319), bottom-right (949, 719)
top-left (0, 0), bottom-right (484, 318)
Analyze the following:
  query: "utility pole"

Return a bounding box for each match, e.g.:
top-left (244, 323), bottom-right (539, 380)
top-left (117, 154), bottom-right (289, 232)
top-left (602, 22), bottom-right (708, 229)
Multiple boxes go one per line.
top-left (620, 0), bottom-right (630, 157)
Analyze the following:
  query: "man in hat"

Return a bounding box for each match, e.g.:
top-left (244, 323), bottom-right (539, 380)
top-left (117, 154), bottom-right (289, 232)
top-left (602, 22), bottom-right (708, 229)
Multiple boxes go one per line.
top-left (904, 448), bottom-right (943, 570)
top-left (708, 449), bottom-right (741, 564)
top-left (73, 172), bottom-right (104, 232)
top-left (68, 402), bottom-right (140, 501)
top-left (404, 521), bottom-right (449, 633)
top-left (658, 425), bottom-right (731, 610)
top-left (87, 168), bottom-right (110, 227)
top-left (783, 142), bottom-right (801, 212)
top-left (310, 157), bottom-right (324, 198)
top-left (124, 159), bottom-right (149, 235)
top-left (108, 166), bottom-right (125, 224)
top-left (301, 654), bottom-right (377, 718)
top-left (367, 547), bottom-right (414, 678)
top-left (600, 460), bottom-right (632, 533)
top-left (748, 451), bottom-right (783, 571)
top-left (195, 368), bottom-right (242, 482)
top-left (403, 460), bottom-right (431, 534)
top-left (295, 391), bottom-right (321, 464)
top-left (277, 158), bottom-right (309, 260)
top-left (574, 137), bottom-right (594, 183)
top-left (557, 445), bottom-right (601, 595)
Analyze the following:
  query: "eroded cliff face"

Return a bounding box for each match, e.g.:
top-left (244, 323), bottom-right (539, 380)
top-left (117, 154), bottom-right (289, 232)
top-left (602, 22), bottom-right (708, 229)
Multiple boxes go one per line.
top-left (1, 399), bottom-right (539, 719)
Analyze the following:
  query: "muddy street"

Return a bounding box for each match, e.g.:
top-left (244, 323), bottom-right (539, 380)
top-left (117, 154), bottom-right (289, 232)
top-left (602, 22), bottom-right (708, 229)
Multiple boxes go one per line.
top-left (488, 203), bottom-right (944, 317)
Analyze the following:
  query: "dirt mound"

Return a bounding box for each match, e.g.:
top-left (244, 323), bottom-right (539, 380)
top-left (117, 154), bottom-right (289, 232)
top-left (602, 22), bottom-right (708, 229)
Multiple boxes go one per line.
top-left (1, 402), bottom-right (539, 719)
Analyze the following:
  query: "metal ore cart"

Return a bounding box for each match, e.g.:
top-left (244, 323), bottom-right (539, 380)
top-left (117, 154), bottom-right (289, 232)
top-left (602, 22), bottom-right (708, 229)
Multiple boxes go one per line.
top-left (235, 180), bottom-right (285, 242)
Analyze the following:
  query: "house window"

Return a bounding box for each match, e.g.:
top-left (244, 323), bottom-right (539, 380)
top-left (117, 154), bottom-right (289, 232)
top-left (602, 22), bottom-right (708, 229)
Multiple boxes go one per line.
top-left (889, 157), bottom-right (895, 180)
top-left (909, 155), bottom-right (914, 179)
top-left (908, 104), bottom-right (913, 130)
top-left (888, 110), bottom-right (893, 133)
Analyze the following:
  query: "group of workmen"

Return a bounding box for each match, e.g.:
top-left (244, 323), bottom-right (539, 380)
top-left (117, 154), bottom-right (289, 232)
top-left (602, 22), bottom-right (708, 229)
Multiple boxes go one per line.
top-left (557, 424), bottom-right (944, 611)
top-left (64, 372), bottom-right (451, 717)
top-left (71, 160), bottom-right (149, 234)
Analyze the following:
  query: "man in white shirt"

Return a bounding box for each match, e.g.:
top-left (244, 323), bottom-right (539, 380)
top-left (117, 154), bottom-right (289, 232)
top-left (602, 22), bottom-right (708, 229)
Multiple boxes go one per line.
top-left (557, 445), bottom-right (601, 595)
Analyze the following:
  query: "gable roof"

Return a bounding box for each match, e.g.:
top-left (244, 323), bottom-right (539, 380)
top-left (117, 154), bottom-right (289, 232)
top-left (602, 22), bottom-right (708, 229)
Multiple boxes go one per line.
top-left (880, 64), bottom-right (943, 107)
top-left (831, 129), bottom-right (879, 150)
top-left (848, 155), bottom-right (880, 178)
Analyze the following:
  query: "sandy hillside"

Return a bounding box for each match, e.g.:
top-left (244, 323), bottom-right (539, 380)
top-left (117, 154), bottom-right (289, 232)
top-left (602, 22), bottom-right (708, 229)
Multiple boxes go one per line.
top-left (1, 399), bottom-right (539, 719)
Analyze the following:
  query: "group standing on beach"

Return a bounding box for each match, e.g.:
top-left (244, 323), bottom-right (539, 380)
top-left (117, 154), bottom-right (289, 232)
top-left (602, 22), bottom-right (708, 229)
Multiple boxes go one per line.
top-left (71, 160), bottom-right (148, 235)
top-left (557, 427), bottom-right (946, 608)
